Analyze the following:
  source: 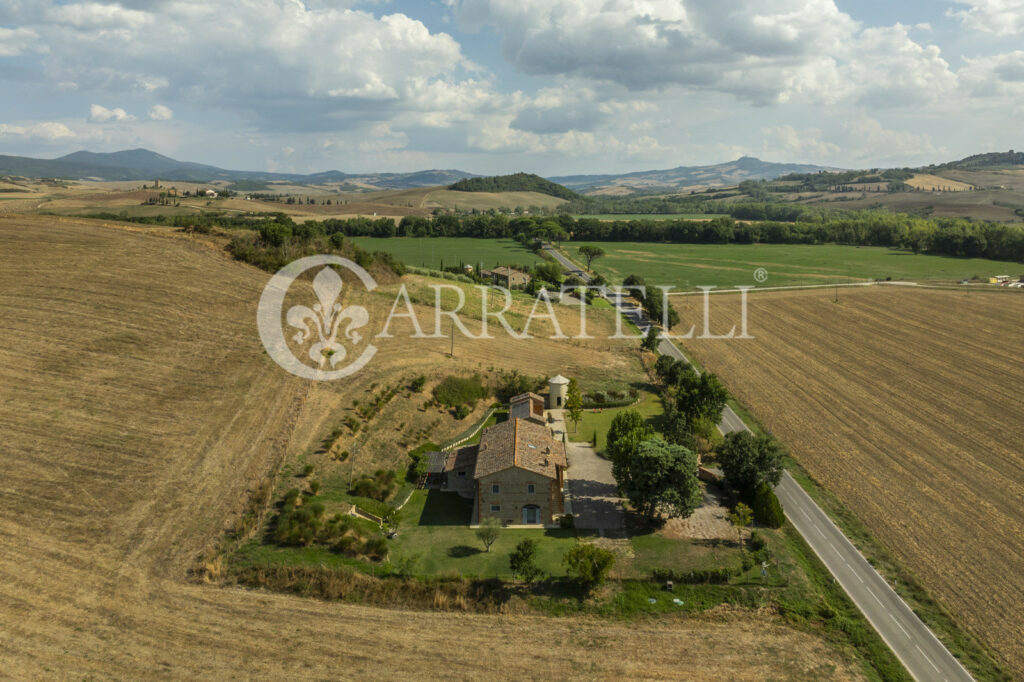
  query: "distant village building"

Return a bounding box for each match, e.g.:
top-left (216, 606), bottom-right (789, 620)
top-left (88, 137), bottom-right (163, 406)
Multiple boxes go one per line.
top-left (424, 385), bottom-right (568, 526)
top-left (481, 265), bottom-right (531, 288)
top-left (204, 189), bottom-right (218, 198)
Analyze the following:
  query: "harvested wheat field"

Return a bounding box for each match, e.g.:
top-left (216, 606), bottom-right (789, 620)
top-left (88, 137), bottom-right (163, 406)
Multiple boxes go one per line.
top-left (684, 285), bottom-right (1024, 675)
top-left (0, 215), bottom-right (864, 679)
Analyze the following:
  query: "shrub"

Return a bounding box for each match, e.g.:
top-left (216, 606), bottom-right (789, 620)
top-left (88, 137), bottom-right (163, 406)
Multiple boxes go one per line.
top-left (410, 375), bottom-right (427, 392)
top-left (747, 481), bottom-right (786, 528)
top-left (509, 538), bottom-right (543, 584)
top-left (433, 375), bottom-right (490, 408)
top-left (362, 536), bottom-right (389, 560)
top-left (454, 404), bottom-right (471, 420)
top-left (652, 567), bottom-right (733, 584)
top-left (302, 464), bottom-right (315, 477)
top-left (309, 479), bottom-right (321, 495)
top-left (563, 543), bottom-right (615, 591)
top-left (351, 469), bottom-right (398, 502)
top-left (558, 514), bottom-right (575, 529)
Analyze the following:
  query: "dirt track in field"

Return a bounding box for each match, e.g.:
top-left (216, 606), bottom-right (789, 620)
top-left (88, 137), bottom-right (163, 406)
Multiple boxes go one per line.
top-left (684, 286), bottom-right (1024, 675)
top-left (0, 216), bottom-right (863, 679)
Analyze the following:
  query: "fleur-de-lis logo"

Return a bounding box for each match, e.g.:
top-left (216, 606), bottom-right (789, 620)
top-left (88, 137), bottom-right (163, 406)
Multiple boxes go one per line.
top-left (257, 255), bottom-right (378, 381)
top-left (286, 267), bottom-right (369, 367)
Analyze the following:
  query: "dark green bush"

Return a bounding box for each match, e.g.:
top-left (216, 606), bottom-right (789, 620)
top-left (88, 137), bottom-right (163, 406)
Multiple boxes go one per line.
top-left (748, 481), bottom-right (786, 528)
top-left (433, 375), bottom-right (490, 408)
top-left (652, 567), bottom-right (733, 584)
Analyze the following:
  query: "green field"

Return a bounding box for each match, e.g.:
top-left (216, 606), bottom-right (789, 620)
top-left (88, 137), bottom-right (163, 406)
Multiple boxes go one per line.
top-left (568, 241), bottom-right (1022, 289)
top-left (353, 236), bottom-right (543, 270)
top-left (574, 213), bottom-right (727, 221)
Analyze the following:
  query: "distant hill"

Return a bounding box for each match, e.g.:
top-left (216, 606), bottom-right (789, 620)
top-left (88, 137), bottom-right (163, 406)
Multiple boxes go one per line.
top-left (0, 148), bottom-right (477, 189)
top-left (448, 172), bottom-right (577, 200)
top-left (933, 150), bottom-right (1024, 171)
top-left (550, 157), bottom-right (838, 193)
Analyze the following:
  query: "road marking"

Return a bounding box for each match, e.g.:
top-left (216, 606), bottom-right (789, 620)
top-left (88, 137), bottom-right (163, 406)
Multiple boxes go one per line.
top-left (865, 585), bottom-right (885, 607)
top-left (915, 644), bottom-right (942, 675)
top-left (890, 614), bottom-right (910, 637)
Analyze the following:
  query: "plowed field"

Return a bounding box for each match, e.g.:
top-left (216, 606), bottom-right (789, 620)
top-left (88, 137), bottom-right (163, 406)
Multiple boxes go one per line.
top-left (0, 215), bottom-right (862, 679)
top-left (684, 286), bottom-right (1024, 674)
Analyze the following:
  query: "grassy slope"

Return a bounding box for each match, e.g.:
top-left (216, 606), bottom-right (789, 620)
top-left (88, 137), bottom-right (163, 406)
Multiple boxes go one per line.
top-left (569, 241), bottom-right (1022, 289)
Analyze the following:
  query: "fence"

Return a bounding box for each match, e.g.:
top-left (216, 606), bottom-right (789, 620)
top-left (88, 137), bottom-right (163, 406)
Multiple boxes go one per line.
top-left (440, 406), bottom-right (498, 451)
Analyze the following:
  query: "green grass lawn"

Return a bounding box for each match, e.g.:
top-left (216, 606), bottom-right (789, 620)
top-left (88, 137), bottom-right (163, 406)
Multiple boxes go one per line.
top-left (389, 490), bottom-right (584, 577)
top-left (569, 241), bottom-right (1021, 290)
top-left (352, 236), bottom-right (544, 270)
top-left (574, 213), bottom-right (728, 221)
top-left (566, 390), bottom-right (665, 455)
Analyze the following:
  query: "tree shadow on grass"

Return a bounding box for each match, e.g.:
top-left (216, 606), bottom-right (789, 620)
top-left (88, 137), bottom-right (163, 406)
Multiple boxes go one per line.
top-left (447, 545), bottom-right (483, 558)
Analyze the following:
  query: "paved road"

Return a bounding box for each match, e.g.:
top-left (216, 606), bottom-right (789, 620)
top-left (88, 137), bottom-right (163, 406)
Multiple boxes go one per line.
top-left (543, 244), bottom-right (974, 682)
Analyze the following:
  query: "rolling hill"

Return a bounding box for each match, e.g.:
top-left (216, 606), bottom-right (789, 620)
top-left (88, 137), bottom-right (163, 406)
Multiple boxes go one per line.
top-left (0, 148), bottom-right (477, 188)
top-left (549, 156), bottom-right (838, 193)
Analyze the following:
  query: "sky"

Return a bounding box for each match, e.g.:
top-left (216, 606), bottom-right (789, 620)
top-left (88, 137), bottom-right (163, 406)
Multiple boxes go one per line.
top-left (0, 0), bottom-right (1022, 175)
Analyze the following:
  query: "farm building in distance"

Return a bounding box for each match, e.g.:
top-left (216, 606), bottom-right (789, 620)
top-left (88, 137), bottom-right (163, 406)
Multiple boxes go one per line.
top-left (425, 389), bottom-right (567, 526)
top-left (481, 265), bottom-right (531, 288)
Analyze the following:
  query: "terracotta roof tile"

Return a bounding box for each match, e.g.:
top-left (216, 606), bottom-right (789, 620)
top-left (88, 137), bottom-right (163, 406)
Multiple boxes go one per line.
top-left (474, 417), bottom-right (566, 479)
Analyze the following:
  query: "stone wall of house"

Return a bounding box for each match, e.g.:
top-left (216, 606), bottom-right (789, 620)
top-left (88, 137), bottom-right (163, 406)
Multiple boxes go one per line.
top-left (477, 468), bottom-right (560, 525)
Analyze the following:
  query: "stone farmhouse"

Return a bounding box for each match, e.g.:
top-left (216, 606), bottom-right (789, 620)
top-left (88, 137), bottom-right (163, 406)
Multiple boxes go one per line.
top-left (480, 265), bottom-right (531, 288)
top-left (426, 388), bottom-right (568, 527)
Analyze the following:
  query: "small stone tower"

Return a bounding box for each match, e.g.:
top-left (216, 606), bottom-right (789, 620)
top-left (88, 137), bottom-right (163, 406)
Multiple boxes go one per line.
top-left (547, 375), bottom-right (570, 409)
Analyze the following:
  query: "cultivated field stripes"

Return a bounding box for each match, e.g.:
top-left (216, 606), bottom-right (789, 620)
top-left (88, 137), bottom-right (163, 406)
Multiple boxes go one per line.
top-left (686, 286), bottom-right (1024, 675)
top-left (0, 215), bottom-right (869, 679)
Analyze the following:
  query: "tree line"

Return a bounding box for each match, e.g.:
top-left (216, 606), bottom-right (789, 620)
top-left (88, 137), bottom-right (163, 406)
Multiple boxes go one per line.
top-left (94, 207), bottom-right (1024, 264)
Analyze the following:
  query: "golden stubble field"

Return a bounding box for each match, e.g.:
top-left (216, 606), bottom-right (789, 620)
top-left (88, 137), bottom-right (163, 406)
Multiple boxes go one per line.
top-left (684, 286), bottom-right (1024, 675)
top-left (0, 215), bottom-right (864, 679)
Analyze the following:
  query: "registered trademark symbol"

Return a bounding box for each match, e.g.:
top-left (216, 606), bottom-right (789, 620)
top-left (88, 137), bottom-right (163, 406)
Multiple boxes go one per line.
top-left (754, 267), bottom-right (768, 283)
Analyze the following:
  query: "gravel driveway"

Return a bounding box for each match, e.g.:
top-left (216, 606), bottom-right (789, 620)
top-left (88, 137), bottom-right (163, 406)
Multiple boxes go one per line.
top-left (549, 410), bottom-right (625, 530)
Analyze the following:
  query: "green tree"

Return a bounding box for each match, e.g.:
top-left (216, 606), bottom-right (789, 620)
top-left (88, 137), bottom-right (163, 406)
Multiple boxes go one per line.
top-left (259, 222), bottom-right (291, 248)
top-left (618, 438), bottom-right (702, 523)
top-left (578, 245), bottom-right (605, 270)
top-left (718, 431), bottom-right (785, 493)
top-left (565, 377), bottom-right (584, 433)
top-left (549, 225), bottom-right (569, 246)
top-left (509, 538), bottom-right (543, 584)
top-left (729, 502), bottom-right (753, 553)
top-left (476, 517), bottom-right (501, 552)
top-left (642, 325), bottom-right (660, 351)
top-left (749, 481), bottom-right (786, 528)
top-left (606, 409), bottom-right (654, 482)
top-left (674, 371), bottom-right (729, 427)
top-left (563, 542), bottom-right (615, 592)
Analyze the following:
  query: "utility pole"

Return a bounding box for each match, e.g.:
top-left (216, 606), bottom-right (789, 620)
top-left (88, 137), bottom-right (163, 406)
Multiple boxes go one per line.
top-left (450, 320), bottom-right (455, 357)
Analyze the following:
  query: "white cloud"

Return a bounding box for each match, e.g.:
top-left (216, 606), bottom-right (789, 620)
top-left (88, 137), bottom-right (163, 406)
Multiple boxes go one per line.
top-left (761, 125), bottom-right (839, 160)
top-left (841, 116), bottom-right (941, 163)
top-left (0, 27), bottom-right (43, 56)
top-left (948, 0), bottom-right (1024, 36)
top-left (148, 104), bottom-right (173, 120)
top-left (959, 51), bottom-right (1024, 99)
top-left (1, 1), bottom-right (486, 131)
top-left (449, 0), bottom-right (958, 108)
top-left (0, 121), bottom-right (76, 140)
top-left (843, 25), bottom-right (957, 107)
top-left (89, 104), bottom-right (134, 122)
